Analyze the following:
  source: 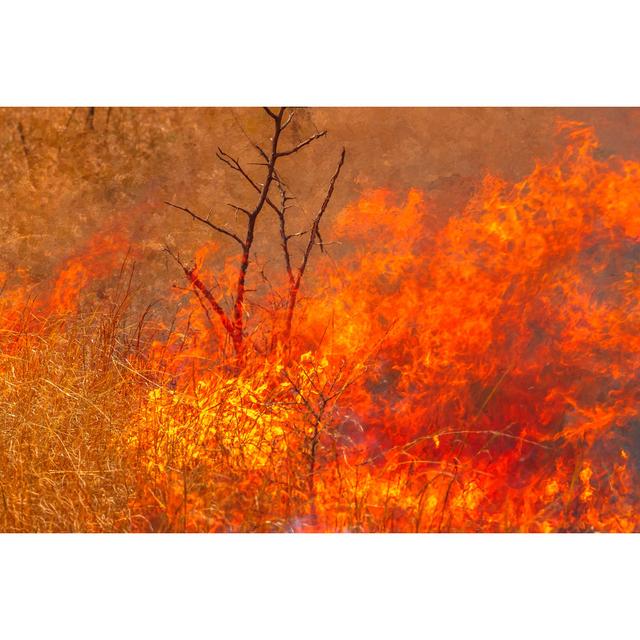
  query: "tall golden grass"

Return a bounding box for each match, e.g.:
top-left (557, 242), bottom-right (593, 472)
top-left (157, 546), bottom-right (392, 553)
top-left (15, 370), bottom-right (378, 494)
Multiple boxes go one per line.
top-left (1, 294), bottom-right (637, 533)
top-left (0, 309), bottom-right (137, 532)
top-left (0, 293), bottom-right (371, 532)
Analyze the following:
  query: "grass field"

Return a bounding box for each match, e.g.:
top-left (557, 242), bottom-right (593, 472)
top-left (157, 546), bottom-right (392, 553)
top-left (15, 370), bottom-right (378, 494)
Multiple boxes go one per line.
top-left (0, 116), bottom-right (638, 532)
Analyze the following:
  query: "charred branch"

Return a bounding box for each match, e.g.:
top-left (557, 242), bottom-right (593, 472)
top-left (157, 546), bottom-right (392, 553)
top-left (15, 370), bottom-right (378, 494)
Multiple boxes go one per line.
top-left (282, 148), bottom-right (346, 340)
top-left (162, 244), bottom-right (237, 344)
top-left (164, 201), bottom-right (245, 248)
top-left (276, 181), bottom-right (295, 288)
top-left (297, 148), bottom-right (346, 281)
top-left (277, 130), bottom-right (327, 158)
top-left (167, 107), bottom-right (345, 357)
top-left (263, 107), bottom-right (282, 120)
top-left (230, 107), bottom-right (285, 343)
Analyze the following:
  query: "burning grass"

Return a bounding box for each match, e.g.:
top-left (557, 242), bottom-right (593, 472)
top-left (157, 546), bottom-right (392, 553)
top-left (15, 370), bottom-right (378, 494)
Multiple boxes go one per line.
top-left (0, 119), bottom-right (639, 532)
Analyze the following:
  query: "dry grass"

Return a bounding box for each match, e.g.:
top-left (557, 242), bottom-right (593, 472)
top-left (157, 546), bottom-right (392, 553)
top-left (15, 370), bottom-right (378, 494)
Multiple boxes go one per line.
top-left (0, 304), bottom-right (354, 532)
top-left (0, 312), bottom-right (138, 532)
top-left (0, 301), bottom-right (636, 533)
top-left (0, 304), bottom-right (449, 533)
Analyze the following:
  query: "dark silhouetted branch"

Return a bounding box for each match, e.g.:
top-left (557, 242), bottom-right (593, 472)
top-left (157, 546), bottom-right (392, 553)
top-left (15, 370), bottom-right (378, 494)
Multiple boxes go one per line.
top-left (283, 148), bottom-right (346, 339)
top-left (163, 244), bottom-right (237, 344)
top-left (165, 201), bottom-right (245, 248)
top-left (167, 107), bottom-right (344, 358)
top-left (277, 130), bottom-right (327, 157)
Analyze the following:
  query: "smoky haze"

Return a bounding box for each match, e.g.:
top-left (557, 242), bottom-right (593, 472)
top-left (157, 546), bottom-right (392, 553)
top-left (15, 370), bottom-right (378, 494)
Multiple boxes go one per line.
top-left (2, 107), bottom-right (640, 315)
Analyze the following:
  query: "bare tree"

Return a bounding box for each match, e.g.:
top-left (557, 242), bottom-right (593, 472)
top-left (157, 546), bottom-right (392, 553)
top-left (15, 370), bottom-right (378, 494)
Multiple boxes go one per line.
top-left (165, 107), bottom-right (345, 361)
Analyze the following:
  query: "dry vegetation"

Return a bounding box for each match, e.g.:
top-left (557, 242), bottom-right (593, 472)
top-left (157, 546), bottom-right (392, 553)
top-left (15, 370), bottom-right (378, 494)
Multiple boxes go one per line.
top-left (0, 310), bottom-right (136, 531)
top-left (0, 108), bottom-right (639, 532)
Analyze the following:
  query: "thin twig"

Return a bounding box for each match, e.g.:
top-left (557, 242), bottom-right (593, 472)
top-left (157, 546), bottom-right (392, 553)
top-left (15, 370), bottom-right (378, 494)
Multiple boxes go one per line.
top-left (277, 131), bottom-right (327, 157)
top-left (164, 201), bottom-right (245, 248)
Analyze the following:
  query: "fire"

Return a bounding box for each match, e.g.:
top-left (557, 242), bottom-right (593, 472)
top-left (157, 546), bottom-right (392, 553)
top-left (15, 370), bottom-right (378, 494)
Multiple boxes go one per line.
top-left (49, 231), bottom-right (131, 315)
top-left (295, 119), bottom-right (640, 531)
top-left (1, 118), bottom-right (639, 532)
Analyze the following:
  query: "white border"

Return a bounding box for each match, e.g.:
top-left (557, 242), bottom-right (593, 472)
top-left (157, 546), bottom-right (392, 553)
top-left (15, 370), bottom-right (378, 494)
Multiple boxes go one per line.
top-left (1, 2), bottom-right (638, 638)
top-left (0, 534), bottom-right (637, 639)
top-left (1, 1), bottom-right (639, 105)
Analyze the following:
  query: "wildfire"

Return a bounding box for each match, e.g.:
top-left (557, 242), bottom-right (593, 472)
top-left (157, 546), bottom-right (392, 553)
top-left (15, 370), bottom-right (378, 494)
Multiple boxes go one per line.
top-left (1, 118), bottom-right (638, 532)
top-left (49, 231), bottom-right (131, 315)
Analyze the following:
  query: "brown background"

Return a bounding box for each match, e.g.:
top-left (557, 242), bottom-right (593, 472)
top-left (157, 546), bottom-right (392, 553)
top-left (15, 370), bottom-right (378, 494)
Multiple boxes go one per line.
top-left (1, 107), bottom-right (639, 304)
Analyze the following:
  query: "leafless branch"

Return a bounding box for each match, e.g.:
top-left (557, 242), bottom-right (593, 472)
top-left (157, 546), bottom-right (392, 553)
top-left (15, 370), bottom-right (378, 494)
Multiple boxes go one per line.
top-left (163, 244), bottom-right (236, 340)
top-left (277, 130), bottom-right (327, 157)
top-left (164, 201), bottom-right (245, 248)
top-left (216, 147), bottom-right (289, 220)
top-left (216, 148), bottom-right (263, 190)
top-left (229, 106), bottom-right (286, 351)
top-left (281, 110), bottom-right (295, 130)
top-left (263, 107), bottom-right (284, 120)
top-left (297, 148), bottom-right (346, 282)
top-left (282, 148), bottom-right (346, 340)
top-left (225, 203), bottom-right (252, 218)
top-left (276, 181), bottom-right (295, 288)
top-left (167, 106), bottom-right (344, 358)
top-left (254, 143), bottom-right (269, 163)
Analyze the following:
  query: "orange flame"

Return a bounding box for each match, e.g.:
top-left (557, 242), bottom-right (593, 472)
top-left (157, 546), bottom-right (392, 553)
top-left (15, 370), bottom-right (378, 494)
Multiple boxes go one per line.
top-left (2, 120), bottom-right (639, 532)
top-left (48, 231), bottom-right (131, 314)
